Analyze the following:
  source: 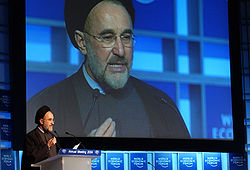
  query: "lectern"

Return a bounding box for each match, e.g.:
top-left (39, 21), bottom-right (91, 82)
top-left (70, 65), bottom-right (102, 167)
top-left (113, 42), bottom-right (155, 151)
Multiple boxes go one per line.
top-left (32, 149), bottom-right (101, 170)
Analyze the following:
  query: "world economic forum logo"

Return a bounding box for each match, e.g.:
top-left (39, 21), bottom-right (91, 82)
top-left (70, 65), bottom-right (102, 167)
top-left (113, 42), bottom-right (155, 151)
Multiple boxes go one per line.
top-left (136, 0), bottom-right (155, 4)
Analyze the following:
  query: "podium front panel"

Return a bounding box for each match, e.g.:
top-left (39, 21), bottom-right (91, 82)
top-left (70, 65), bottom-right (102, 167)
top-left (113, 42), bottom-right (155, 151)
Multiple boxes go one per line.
top-left (62, 157), bottom-right (92, 170)
top-left (40, 157), bottom-right (63, 170)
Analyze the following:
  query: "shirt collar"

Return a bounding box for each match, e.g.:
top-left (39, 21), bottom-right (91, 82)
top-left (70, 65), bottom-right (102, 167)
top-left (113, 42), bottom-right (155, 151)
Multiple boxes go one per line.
top-left (38, 126), bottom-right (45, 133)
top-left (82, 64), bottom-right (105, 95)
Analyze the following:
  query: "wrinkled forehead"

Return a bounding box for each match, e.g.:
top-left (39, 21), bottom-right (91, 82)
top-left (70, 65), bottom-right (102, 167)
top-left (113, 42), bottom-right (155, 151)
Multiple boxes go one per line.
top-left (87, 1), bottom-right (133, 32)
top-left (64, 0), bottom-right (135, 48)
top-left (43, 111), bottom-right (54, 119)
top-left (91, 1), bottom-right (130, 16)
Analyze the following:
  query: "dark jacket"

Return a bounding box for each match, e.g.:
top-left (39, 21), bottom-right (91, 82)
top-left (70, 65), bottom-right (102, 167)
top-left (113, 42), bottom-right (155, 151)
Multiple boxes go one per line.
top-left (27, 66), bottom-right (190, 138)
top-left (21, 127), bottom-right (60, 170)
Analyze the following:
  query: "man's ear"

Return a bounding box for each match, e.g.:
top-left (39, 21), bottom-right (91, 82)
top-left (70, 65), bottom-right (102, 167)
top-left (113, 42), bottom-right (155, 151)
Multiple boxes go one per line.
top-left (75, 30), bottom-right (87, 55)
top-left (39, 118), bottom-right (44, 125)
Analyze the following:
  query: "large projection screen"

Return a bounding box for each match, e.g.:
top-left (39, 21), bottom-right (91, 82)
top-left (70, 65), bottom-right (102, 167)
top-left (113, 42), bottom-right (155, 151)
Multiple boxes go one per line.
top-left (21, 0), bottom-right (244, 151)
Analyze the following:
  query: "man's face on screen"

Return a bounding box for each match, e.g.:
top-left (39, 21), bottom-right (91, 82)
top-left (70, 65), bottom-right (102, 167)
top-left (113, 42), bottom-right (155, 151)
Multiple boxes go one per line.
top-left (84, 2), bottom-right (134, 89)
top-left (40, 111), bottom-right (54, 132)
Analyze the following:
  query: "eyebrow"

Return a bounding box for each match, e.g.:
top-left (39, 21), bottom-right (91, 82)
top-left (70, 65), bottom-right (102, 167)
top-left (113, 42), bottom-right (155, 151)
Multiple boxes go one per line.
top-left (47, 118), bottom-right (54, 120)
top-left (99, 28), bottom-right (133, 35)
top-left (122, 29), bottom-right (133, 34)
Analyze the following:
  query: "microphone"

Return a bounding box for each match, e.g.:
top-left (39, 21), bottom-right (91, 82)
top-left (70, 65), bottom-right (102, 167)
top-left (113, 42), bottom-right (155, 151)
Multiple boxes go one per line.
top-left (47, 129), bottom-right (56, 138)
top-left (65, 131), bottom-right (86, 149)
top-left (147, 162), bottom-right (156, 169)
top-left (82, 89), bottom-right (100, 133)
top-left (157, 96), bottom-right (179, 114)
top-left (54, 130), bottom-right (60, 137)
top-left (54, 130), bottom-right (60, 141)
top-left (93, 88), bottom-right (100, 99)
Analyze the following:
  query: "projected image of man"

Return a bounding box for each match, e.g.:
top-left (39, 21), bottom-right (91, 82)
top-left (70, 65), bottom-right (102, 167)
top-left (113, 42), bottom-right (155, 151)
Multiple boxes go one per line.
top-left (27, 0), bottom-right (190, 139)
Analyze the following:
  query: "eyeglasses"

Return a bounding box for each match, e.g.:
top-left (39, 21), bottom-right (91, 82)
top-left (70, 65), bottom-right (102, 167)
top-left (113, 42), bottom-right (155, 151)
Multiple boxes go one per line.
top-left (44, 118), bottom-right (55, 122)
top-left (84, 32), bottom-right (135, 48)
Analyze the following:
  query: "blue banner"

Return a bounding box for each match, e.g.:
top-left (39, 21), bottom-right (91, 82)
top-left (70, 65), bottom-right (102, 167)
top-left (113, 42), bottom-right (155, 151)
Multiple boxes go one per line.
top-left (204, 153), bottom-right (221, 170)
top-left (229, 153), bottom-right (247, 170)
top-left (155, 153), bottom-right (172, 170)
top-left (179, 153), bottom-right (197, 170)
top-left (1, 149), bottom-right (14, 170)
top-left (58, 149), bottom-right (101, 157)
top-left (130, 153), bottom-right (147, 170)
top-left (206, 86), bottom-right (233, 139)
top-left (133, 0), bottom-right (174, 33)
top-left (92, 156), bottom-right (101, 170)
top-left (107, 153), bottom-right (124, 170)
top-left (0, 90), bottom-right (11, 112)
top-left (0, 119), bottom-right (12, 141)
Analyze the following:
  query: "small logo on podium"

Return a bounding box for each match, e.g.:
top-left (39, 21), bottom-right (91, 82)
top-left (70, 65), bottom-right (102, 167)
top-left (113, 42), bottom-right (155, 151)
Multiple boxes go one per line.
top-left (62, 149), bottom-right (67, 153)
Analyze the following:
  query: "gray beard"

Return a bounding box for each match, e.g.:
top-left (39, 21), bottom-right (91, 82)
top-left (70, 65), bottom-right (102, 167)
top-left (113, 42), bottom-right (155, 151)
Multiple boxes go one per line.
top-left (103, 67), bottom-right (129, 89)
top-left (85, 44), bottom-right (131, 90)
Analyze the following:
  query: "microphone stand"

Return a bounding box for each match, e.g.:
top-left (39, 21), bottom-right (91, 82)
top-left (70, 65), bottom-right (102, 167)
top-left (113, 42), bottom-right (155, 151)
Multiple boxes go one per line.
top-left (65, 131), bottom-right (86, 149)
top-left (82, 89), bottom-right (100, 133)
top-left (147, 162), bottom-right (156, 170)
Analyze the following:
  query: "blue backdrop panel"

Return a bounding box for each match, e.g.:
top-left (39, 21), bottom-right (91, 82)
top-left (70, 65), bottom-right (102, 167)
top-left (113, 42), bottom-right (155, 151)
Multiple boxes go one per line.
top-left (0, 149), bottom-right (14, 170)
top-left (0, 119), bottom-right (12, 141)
top-left (144, 81), bottom-right (176, 103)
top-left (26, 0), bottom-right (64, 21)
top-left (178, 153), bottom-right (197, 170)
top-left (0, 90), bottom-right (11, 112)
top-left (203, 0), bottom-right (228, 39)
top-left (26, 72), bottom-right (66, 101)
top-left (133, 0), bottom-right (174, 33)
top-left (134, 36), bottom-right (162, 53)
top-left (130, 153), bottom-right (147, 170)
top-left (205, 85), bottom-right (232, 139)
top-left (203, 43), bottom-right (229, 59)
top-left (155, 152), bottom-right (172, 170)
top-left (229, 153), bottom-right (247, 170)
top-left (26, 0), bottom-right (174, 34)
top-left (203, 153), bottom-right (221, 170)
top-left (107, 153), bottom-right (124, 170)
top-left (92, 156), bottom-right (101, 170)
top-left (178, 41), bottom-right (188, 55)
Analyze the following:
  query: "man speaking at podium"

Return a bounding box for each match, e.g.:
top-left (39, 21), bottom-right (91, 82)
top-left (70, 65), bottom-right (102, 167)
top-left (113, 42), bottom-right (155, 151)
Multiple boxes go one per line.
top-left (27, 0), bottom-right (190, 138)
top-left (22, 106), bottom-right (60, 170)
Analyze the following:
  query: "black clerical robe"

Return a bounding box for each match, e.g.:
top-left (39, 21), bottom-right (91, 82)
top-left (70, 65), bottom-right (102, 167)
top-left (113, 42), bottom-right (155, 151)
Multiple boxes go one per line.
top-left (27, 65), bottom-right (190, 138)
top-left (21, 127), bottom-right (59, 170)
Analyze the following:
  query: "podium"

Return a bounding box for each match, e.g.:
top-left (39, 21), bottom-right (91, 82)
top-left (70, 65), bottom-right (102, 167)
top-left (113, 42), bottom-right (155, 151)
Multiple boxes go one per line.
top-left (32, 149), bottom-right (101, 170)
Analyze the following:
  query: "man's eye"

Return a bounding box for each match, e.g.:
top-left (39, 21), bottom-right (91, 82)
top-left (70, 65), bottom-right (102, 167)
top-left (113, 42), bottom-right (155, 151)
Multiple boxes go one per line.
top-left (101, 35), bottom-right (114, 41)
top-left (121, 34), bottom-right (132, 41)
